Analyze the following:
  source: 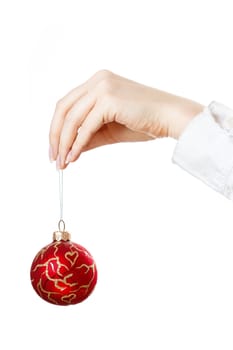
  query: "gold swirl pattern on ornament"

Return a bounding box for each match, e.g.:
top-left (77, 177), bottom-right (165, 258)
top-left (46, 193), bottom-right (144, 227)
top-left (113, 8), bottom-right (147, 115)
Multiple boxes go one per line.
top-left (32, 242), bottom-right (96, 305)
top-left (74, 263), bottom-right (96, 291)
top-left (37, 279), bottom-right (61, 305)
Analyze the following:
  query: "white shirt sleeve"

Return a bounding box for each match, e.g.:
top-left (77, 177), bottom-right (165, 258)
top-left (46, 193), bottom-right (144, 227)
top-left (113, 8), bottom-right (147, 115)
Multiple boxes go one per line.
top-left (172, 101), bottom-right (233, 200)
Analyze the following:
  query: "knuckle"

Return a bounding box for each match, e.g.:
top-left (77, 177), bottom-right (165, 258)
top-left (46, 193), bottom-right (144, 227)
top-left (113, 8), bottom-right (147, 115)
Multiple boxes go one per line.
top-left (95, 69), bottom-right (113, 80)
top-left (55, 98), bottom-right (65, 111)
top-left (97, 77), bottom-right (114, 95)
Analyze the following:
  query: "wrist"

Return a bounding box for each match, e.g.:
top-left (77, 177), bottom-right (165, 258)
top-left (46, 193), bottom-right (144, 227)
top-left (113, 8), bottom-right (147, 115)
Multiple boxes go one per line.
top-left (166, 95), bottom-right (204, 139)
top-left (148, 88), bottom-right (204, 140)
top-left (141, 87), bottom-right (204, 140)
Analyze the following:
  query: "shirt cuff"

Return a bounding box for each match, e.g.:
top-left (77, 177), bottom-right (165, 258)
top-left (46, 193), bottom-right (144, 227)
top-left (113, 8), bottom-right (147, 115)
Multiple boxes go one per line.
top-left (172, 101), bottom-right (233, 200)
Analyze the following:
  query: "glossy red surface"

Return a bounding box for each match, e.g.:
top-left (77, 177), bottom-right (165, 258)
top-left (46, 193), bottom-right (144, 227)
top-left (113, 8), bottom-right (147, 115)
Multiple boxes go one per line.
top-left (30, 240), bottom-right (97, 305)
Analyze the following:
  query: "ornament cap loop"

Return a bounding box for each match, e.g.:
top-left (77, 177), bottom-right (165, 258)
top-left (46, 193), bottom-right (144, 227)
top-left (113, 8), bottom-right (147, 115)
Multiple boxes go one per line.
top-left (58, 219), bottom-right (66, 232)
top-left (53, 231), bottom-right (71, 241)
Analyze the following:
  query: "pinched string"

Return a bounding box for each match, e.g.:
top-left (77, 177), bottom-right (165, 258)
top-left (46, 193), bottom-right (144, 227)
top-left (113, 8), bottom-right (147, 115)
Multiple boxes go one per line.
top-left (58, 170), bottom-right (65, 232)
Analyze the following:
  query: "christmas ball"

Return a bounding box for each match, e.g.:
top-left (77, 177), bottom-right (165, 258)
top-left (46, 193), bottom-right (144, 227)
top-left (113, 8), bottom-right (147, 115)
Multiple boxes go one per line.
top-left (30, 230), bottom-right (97, 306)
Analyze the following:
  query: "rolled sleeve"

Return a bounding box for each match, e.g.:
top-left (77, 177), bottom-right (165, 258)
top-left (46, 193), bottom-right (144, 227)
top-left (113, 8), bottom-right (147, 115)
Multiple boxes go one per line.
top-left (172, 102), bottom-right (233, 200)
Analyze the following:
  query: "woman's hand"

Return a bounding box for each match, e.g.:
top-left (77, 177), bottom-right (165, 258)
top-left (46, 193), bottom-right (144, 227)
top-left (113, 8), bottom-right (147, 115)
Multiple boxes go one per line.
top-left (49, 70), bottom-right (203, 169)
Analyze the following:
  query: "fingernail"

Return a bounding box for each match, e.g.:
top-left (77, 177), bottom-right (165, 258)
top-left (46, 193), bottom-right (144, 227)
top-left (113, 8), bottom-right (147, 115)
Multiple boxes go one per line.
top-left (49, 146), bottom-right (54, 162)
top-left (56, 155), bottom-right (61, 170)
top-left (65, 151), bottom-right (72, 164)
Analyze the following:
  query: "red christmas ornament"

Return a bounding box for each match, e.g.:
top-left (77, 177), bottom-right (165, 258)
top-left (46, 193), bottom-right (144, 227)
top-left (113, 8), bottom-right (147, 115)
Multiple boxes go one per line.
top-left (30, 228), bottom-right (97, 306)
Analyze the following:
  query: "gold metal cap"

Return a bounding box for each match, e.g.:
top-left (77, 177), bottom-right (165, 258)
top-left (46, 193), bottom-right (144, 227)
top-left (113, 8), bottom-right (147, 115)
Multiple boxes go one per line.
top-left (53, 231), bottom-right (71, 241)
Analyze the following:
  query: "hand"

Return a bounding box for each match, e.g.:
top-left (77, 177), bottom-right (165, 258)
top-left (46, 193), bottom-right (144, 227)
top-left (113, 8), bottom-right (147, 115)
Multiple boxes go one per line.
top-left (49, 70), bottom-right (204, 169)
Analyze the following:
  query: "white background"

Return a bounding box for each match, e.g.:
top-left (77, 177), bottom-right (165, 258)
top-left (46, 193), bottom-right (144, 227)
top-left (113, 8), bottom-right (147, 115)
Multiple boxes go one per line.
top-left (0, 1), bottom-right (233, 349)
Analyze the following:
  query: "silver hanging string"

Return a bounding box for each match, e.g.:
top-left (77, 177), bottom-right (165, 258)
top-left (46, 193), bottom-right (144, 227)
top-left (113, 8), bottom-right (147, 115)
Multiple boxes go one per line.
top-left (58, 170), bottom-right (65, 232)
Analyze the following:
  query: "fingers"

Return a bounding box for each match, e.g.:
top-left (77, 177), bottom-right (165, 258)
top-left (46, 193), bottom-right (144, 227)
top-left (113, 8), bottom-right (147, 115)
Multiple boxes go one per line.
top-left (65, 106), bottom-right (104, 164)
top-left (49, 70), bottom-right (114, 162)
top-left (49, 83), bottom-right (87, 160)
top-left (58, 92), bottom-right (97, 168)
